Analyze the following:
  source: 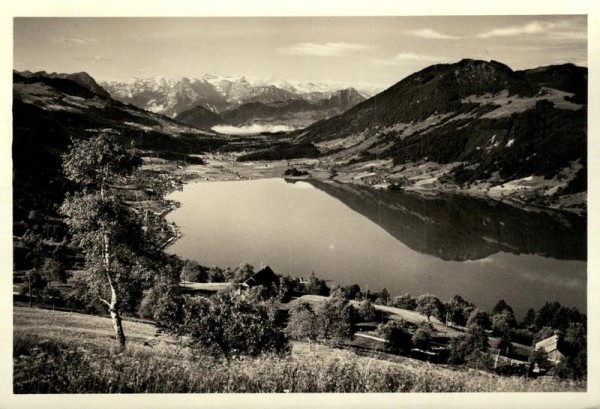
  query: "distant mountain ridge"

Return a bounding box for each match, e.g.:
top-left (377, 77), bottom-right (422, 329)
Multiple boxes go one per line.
top-left (101, 75), bottom-right (372, 119)
top-left (18, 70), bottom-right (112, 99)
top-left (176, 87), bottom-right (366, 130)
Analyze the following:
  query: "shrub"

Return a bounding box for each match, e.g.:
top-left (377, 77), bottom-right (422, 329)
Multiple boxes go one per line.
top-left (180, 260), bottom-right (208, 283)
top-left (181, 290), bottom-right (288, 358)
top-left (412, 321), bottom-right (434, 350)
top-left (378, 319), bottom-right (412, 353)
top-left (358, 299), bottom-right (376, 322)
top-left (393, 294), bottom-right (417, 310)
top-left (286, 301), bottom-right (319, 342)
top-left (317, 294), bottom-right (356, 344)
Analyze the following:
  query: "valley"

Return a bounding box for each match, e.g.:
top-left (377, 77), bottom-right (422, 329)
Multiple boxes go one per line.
top-left (11, 52), bottom-right (589, 394)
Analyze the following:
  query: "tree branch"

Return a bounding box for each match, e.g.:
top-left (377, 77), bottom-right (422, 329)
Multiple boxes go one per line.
top-left (99, 297), bottom-right (111, 308)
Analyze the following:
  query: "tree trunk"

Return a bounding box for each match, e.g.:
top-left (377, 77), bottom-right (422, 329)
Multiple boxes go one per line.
top-left (109, 285), bottom-right (126, 349)
top-left (103, 230), bottom-right (126, 349)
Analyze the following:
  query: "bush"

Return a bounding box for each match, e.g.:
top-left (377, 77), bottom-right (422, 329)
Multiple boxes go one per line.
top-left (286, 301), bottom-right (319, 342)
top-left (139, 282), bottom-right (184, 334)
top-left (181, 290), bottom-right (288, 358)
top-left (377, 320), bottom-right (412, 353)
top-left (180, 260), bottom-right (208, 283)
top-left (317, 294), bottom-right (356, 344)
top-left (393, 294), bottom-right (417, 310)
top-left (412, 322), bottom-right (434, 350)
top-left (358, 299), bottom-right (376, 322)
top-left (447, 325), bottom-right (489, 365)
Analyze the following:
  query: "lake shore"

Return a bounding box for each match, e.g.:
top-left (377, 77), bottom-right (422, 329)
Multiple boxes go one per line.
top-left (157, 152), bottom-right (586, 216)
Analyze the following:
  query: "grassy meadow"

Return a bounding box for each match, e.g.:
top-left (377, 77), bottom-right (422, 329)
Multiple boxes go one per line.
top-left (13, 307), bottom-right (584, 393)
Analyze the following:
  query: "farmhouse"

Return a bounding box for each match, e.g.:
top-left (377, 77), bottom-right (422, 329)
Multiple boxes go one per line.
top-left (535, 334), bottom-right (565, 364)
top-left (242, 266), bottom-right (279, 289)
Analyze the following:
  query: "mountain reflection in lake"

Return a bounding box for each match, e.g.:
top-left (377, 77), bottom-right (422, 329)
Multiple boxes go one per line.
top-left (165, 178), bottom-right (586, 316)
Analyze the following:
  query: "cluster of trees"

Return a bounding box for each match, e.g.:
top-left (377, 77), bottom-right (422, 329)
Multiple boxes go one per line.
top-left (286, 289), bottom-right (356, 346)
top-left (180, 260), bottom-right (256, 284)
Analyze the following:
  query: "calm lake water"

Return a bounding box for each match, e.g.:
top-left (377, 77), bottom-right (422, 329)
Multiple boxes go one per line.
top-left (165, 178), bottom-right (586, 316)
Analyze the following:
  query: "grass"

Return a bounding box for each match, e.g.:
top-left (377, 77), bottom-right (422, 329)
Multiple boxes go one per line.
top-left (13, 307), bottom-right (585, 393)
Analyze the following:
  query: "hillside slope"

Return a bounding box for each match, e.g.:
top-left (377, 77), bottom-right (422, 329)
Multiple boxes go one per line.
top-left (12, 71), bottom-right (225, 265)
top-left (291, 59), bottom-right (586, 207)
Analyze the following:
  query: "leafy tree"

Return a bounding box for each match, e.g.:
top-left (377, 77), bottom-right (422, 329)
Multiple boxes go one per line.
top-left (182, 289), bottom-right (288, 358)
top-left (445, 295), bottom-right (474, 327)
top-left (412, 321), bottom-right (434, 350)
top-left (286, 301), bottom-right (319, 344)
top-left (448, 326), bottom-right (489, 365)
top-left (304, 272), bottom-right (330, 296)
top-left (317, 293), bottom-right (355, 343)
top-left (467, 309), bottom-right (492, 331)
top-left (492, 309), bottom-right (517, 335)
top-left (42, 258), bottom-right (66, 287)
top-left (180, 260), bottom-right (208, 283)
top-left (231, 263), bottom-right (254, 283)
top-left (358, 299), bottom-right (376, 322)
top-left (415, 294), bottom-right (445, 322)
top-left (375, 288), bottom-right (391, 306)
top-left (139, 281), bottom-right (184, 335)
top-left (22, 269), bottom-right (48, 301)
top-left (497, 333), bottom-right (515, 357)
top-left (393, 293), bottom-right (417, 310)
top-left (377, 319), bottom-right (412, 353)
top-left (522, 308), bottom-right (537, 329)
top-left (60, 133), bottom-right (147, 349)
top-left (491, 299), bottom-right (514, 316)
top-left (534, 301), bottom-right (585, 333)
top-left (208, 266), bottom-right (226, 282)
top-left (529, 348), bottom-right (552, 375)
top-left (342, 284), bottom-right (361, 300)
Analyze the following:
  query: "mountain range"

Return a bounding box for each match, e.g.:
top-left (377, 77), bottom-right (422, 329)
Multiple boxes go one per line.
top-left (100, 75), bottom-right (371, 128)
top-left (13, 58), bottom-right (588, 219)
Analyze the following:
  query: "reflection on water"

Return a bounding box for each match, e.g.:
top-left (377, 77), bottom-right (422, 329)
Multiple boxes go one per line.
top-left (165, 178), bottom-right (586, 315)
top-left (304, 179), bottom-right (586, 262)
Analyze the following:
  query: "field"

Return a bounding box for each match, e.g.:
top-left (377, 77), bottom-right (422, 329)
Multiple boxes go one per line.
top-left (13, 307), bottom-right (585, 393)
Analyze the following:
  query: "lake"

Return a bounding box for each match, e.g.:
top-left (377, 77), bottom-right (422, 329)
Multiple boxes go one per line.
top-left (165, 178), bottom-right (586, 316)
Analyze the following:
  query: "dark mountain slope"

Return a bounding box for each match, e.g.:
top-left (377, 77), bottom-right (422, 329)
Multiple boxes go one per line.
top-left (296, 59), bottom-right (537, 143)
top-left (19, 70), bottom-right (111, 98)
top-left (517, 64), bottom-right (588, 103)
top-left (174, 105), bottom-right (225, 130)
top-left (12, 71), bottom-right (226, 265)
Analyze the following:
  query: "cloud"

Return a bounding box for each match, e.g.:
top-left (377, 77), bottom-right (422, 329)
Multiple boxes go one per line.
top-left (212, 124), bottom-right (300, 135)
top-left (405, 28), bottom-right (459, 40)
top-left (63, 37), bottom-right (98, 45)
top-left (478, 20), bottom-right (585, 40)
top-left (372, 52), bottom-right (439, 66)
top-left (280, 42), bottom-right (368, 57)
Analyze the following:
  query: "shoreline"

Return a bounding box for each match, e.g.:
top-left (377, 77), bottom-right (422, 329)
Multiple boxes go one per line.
top-left (162, 153), bottom-right (586, 217)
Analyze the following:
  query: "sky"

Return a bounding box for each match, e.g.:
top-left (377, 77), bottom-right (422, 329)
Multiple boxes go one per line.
top-left (13, 15), bottom-right (587, 91)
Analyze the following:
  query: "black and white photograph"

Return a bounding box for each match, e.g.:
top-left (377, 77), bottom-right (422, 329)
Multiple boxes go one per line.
top-left (3, 1), bottom-right (598, 407)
